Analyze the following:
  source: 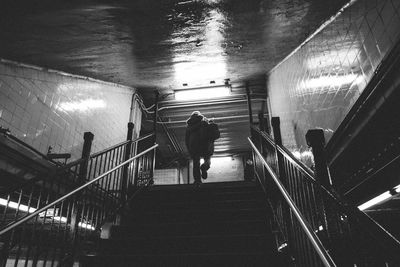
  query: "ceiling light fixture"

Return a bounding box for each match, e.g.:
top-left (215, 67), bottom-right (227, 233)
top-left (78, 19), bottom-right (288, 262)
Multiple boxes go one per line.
top-left (174, 84), bottom-right (231, 101)
top-left (357, 183), bottom-right (400, 211)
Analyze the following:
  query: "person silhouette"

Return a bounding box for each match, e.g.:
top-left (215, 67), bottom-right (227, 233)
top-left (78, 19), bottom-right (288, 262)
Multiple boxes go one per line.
top-left (185, 111), bottom-right (219, 186)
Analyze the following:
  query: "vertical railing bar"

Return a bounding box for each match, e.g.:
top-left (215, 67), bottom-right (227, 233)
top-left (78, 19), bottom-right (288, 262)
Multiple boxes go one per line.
top-left (14, 189), bottom-right (27, 267)
top-left (105, 150), bottom-right (114, 207)
top-left (23, 185), bottom-right (36, 267)
top-left (92, 170), bottom-right (102, 232)
top-left (112, 145), bottom-right (121, 195)
top-left (299, 170), bottom-right (311, 222)
top-left (21, 188), bottom-right (34, 267)
top-left (120, 145), bottom-right (127, 195)
top-left (73, 164), bottom-right (80, 184)
top-left (11, 189), bottom-right (24, 267)
top-left (87, 190), bottom-right (96, 235)
top-left (87, 157), bottom-right (94, 181)
top-left (98, 154), bottom-right (105, 194)
top-left (33, 189), bottom-right (50, 266)
top-left (93, 156), bottom-right (99, 181)
top-left (50, 173), bottom-right (64, 266)
top-left (25, 184), bottom-right (43, 267)
top-left (115, 146), bottom-right (123, 199)
top-left (294, 166), bottom-right (313, 267)
top-left (42, 203), bottom-right (57, 266)
top-left (43, 170), bottom-right (61, 266)
top-left (304, 176), bottom-right (317, 229)
top-left (60, 200), bottom-right (72, 263)
top-left (292, 220), bottom-right (301, 266)
top-left (110, 147), bottom-right (118, 201)
top-left (290, 163), bottom-right (300, 208)
top-left (52, 199), bottom-right (65, 267)
top-left (80, 187), bottom-right (89, 238)
top-left (1, 194), bottom-right (11, 226)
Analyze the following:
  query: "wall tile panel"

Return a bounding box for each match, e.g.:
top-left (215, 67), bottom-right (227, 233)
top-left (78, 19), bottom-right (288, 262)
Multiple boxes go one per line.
top-left (0, 60), bottom-right (139, 161)
top-left (268, 0), bottom-right (400, 160)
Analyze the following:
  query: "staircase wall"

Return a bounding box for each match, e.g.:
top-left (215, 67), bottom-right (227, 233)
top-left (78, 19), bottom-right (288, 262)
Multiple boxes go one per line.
top-left (267, 0), bottom-right (400, 161)
top-left (0, 59), bottom-right (140, 160)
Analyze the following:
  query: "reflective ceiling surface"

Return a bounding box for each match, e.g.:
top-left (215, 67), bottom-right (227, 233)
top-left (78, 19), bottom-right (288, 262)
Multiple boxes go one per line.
top-left (0, 0), bottom-right (348, 90)
top-left (0, 0), bottom-right (349, 161)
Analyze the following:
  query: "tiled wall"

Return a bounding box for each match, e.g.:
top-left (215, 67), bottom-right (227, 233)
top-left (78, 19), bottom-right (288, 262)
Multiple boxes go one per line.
top-left (268, 0), bottom-right (400, 157)
top-left (0, 60), bottom-right (139, 160)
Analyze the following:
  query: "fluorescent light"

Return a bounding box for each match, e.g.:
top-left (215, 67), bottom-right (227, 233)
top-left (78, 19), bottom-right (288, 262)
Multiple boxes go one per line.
top-left (57, 99), bottom-right (106, 112)
top-left (307, 49), bottom-right (360, 69)
top-left (175, 86), bottom-right (230, 101)
top-left (394, 184), bottom-right (400, 193)
top-left (0, 198), bottom-right (95, 231)
top-left (358, 183), bottom-right (400, 211)
top-left (358, 191), bottom-right (392, 211)
top-left (79, 221), bottom-right (96, 230)
top-left (0, 198), bottom-right (37, 213)
top-left (298, 74), bottom-right (361, 90)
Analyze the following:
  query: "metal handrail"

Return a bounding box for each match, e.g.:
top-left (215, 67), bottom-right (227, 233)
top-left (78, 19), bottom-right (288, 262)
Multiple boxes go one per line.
top-left (90, 133), bottom-right (154, 158)
top-left (251, 125), bottom-right (400, 262)
top-left (1, 127), bottom-right (61, 166)
top-left (0, 143), bottom-right (159, 236)
top-left (248, 137), bottom-right (336, 267)
top-left (252, 125), bottom-right (341, 202)
top-left (1, 133), bottom-right (155, 196)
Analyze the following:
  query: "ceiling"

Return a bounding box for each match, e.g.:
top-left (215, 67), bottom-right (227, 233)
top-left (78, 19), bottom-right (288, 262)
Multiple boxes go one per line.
top-left (0, 0), bottom-right (349, 163)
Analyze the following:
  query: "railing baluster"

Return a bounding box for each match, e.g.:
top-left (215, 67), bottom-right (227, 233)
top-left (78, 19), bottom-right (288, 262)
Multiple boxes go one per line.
top-left (249, 124), bottom-right (400, 266)
top-left (0, 134), bottom-right (157, 265)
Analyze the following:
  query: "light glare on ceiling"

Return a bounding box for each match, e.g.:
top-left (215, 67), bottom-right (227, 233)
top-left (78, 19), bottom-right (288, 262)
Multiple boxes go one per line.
top-left (175, 86), bottom-right (230, 101)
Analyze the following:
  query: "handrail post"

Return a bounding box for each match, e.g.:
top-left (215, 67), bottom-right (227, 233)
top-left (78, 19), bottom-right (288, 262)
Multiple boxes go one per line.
top-left (271, 117), bottom-right (284, 176)
top-left (271, 117), bottom-right (294, 259)
top-left (68, 132), bottom-right (93, 265)
top-left (122, 122), bottom-right (134, 201)
top-left (306, 130), bottom-right (332, 187)
top-left (245, 81), bottom-right (253, 126)
top-left (306, 129), bottom-right (337, 250)
top-left (153, 90), bottom-right (159, 144)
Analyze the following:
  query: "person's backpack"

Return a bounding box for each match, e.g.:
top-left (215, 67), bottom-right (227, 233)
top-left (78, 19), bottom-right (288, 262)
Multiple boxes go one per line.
top-left (206, 121), bottom-right (220, 141)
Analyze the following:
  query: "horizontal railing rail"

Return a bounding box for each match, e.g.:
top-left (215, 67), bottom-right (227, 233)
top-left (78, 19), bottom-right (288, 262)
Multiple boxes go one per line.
top-left (249, 125), bottom-right (400, 266)
top-left (0, 144), bottom-right (158, 236)
top-left (0, 127), bottom-right (61, 167)
top-left (0, 133), bottom-right (157, 266)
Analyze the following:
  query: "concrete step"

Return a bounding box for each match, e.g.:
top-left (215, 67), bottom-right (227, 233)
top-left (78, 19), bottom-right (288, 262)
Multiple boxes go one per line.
top-left (99, 234), bottom-right (274, 254)
top-left (81, 252), bottom-right (284, 267)
top-left (130, 198), bottom-right (267, 211)
top-left (111, 219), bottom-right (269, 238)
top-left (128, 207), bottom-right (269, 223)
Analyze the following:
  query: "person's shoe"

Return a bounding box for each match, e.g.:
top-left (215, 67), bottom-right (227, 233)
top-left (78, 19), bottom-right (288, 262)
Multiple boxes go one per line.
top-left (200, 164), bottom-right (208, 179)
top-left (193, 180), bottom-right (202, 187)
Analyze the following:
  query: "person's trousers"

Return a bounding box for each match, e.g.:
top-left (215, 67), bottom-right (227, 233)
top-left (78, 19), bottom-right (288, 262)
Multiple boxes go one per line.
top-left (192, 155), bottom-right (211, 182)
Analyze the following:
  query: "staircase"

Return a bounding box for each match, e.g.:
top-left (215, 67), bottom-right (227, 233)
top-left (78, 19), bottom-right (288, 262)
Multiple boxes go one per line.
top-left (82, 181), bottom-right (286, 266)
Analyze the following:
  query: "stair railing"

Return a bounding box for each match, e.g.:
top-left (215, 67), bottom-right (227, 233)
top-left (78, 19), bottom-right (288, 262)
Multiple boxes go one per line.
top-left (249, 124), bottom-right (400, 267)
top-left (0, 132), bottom-right (157, 267)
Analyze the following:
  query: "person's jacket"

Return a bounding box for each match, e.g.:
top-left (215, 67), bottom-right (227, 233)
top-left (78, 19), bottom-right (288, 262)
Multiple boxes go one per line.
top-left (185, 113), bottom-right (215, 157)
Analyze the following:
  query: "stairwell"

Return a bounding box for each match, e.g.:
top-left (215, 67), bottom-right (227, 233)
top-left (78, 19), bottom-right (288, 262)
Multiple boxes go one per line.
top-left (82, 181), bottom-right (286, 266)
